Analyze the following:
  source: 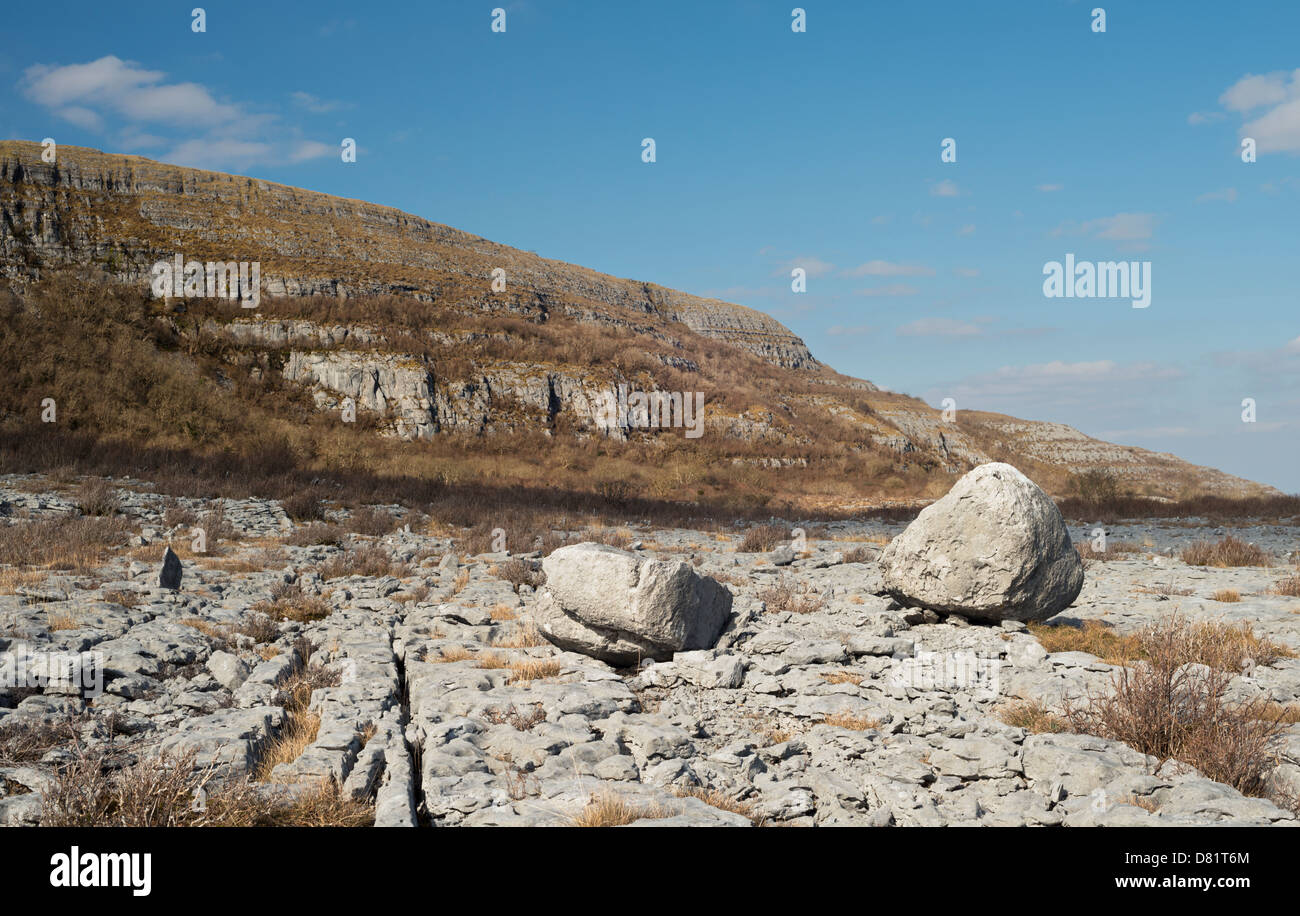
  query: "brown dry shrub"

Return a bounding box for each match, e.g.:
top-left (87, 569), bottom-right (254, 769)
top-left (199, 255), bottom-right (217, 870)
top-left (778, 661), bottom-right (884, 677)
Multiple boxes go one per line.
top-left (758, 575), bottom-right (823, 614)
top-left (739, 523), bottom-right (789, 553)
top-left (1066, 616), bottom-right (1291, 798)
top-left (1180, 535), bottom-right (1271, 568)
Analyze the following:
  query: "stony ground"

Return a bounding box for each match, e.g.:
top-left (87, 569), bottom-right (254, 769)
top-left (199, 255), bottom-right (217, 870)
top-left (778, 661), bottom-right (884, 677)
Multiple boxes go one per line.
top-left (1, 473), bottom-right (1299, 826)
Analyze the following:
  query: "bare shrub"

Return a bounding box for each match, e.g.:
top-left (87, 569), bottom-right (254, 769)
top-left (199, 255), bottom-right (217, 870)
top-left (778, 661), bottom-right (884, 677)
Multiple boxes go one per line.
top-left (492, 558), bottom-right (542, 592)
top-left (1180, 535), bottom-right (1272, 568)
top-left (1066, 615), bottom-right (1290, 798)
top-left (757, 575), bottom-right (823, 614)
top-left (319, 544), bottom-right (408, 580)
top-left (284, 522), bottom-right (343, 547)
top-left (739, 523), bottom-right (789, 553)
top-left (73, 478), bottom-right (120, 516)
top-left (344, 506), bottom-right (399, 537)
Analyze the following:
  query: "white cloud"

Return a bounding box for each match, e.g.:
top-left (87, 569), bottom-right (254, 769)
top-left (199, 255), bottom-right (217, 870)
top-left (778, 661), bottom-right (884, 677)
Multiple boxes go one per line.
top-left (930, 179), bottom-right (960, 197)
top-left (20, 55), bottom-right (331, 169)
top-left (897, 317), bottom-right (982, 338)
top-left (291, 91), bottom-right (349, 113)
top-left (843, 260), bottom-right (934, 277)
top-left (1216, 69), bottom-right (1300, 154)
top-left (1053, 212), bottom-right (1156, 243)
top-left (1219, 71), bottom-right (1298, 112)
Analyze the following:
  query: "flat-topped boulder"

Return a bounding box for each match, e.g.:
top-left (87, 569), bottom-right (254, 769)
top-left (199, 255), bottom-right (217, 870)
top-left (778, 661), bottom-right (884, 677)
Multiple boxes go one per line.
top-left (534, 542), bottom-right (733, 665)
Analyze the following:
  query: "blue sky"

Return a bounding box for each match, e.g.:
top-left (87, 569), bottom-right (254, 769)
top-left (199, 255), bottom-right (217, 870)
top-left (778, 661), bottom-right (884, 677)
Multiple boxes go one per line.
top-left (3, 1), bottom-right (1299, 492)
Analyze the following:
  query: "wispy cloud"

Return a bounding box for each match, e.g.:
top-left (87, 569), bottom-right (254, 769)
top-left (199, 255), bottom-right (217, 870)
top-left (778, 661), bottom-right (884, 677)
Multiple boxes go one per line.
top-left (897, 317), bottom-right (982, 337)
top-left (20, 55), bottom-right (333, 169)
top-left (1196, 187), bottom-right (1238, 204)
top-left (1052, 212), bottom-right (1156, 247)
top-left (842, 260), bottom-right (934, 278)
top-left (930, 179), bottom-right (960, 197)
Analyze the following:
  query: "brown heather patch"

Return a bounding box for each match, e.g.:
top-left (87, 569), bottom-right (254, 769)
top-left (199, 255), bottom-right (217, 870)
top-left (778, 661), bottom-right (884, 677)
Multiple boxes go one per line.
top-left (0, 515), bottom-right (127, 576)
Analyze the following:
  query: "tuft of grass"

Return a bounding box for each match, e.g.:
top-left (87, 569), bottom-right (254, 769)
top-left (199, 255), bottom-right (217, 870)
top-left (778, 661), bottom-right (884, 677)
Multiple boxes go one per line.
top-left (997, 699), bottom-right (1073, 734)
top-left (1209, 589), bottom-right (1241, 603)
top-left (253, 582), bottom-right (331, 623)
top-left (1180, 535), bottom-right (1272, 568)
top-left (491, 621), bottom-right (547, 649)
top-left (820, 670), bottom-right (863, 686)
top-left (1028, 620), bottom-right (1144, 666)
top-left (570, 790), bottom-right (672, 827)
top-left (46, 609), bottom-right (80, 631)
top-left (675, 786), bottom-right (762, 825)
top-left (41, 747), bottom-right (373, 826)
top-left (429, 646), bottom-right (475, 663)
top-left (507, 657), bottom-right (563, 683)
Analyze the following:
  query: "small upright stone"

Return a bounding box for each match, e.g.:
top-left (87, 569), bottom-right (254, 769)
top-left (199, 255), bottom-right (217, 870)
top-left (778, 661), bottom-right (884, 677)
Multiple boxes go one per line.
top-left (158, 545), bottom-right (183, 590)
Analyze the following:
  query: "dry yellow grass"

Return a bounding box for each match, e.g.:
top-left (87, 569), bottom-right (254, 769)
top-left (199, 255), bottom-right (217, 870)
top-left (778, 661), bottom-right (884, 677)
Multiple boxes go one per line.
top-left (1210, 589), bottom-right (1241, 603)
top-left (430, 646), bottom-right (475, 663)
top-left (474, 652), bottom-right (511, 670)
top-left (1028, 620), bottom-right (1144, 665)
top-left (997, 699), bottom-right (1073, 734)
top-left (491, 622), bottom-right (547, 649)
top-left (490, 603), bottom-right (518, 622)
top-left (570, 791), bottom-right (672, 827)
top-left (820, 670), bottom-right (864, 686)
top-left (675, 786), bottom-right (762, 825)
top-left (255, 712), bottom-right (321, 781)
top-left (818, 712), bottom-right (882, 731)
top-left (507, 658), bottom-right (563, 683)
top-left (46, 610), bottom-right (79, 631)
top-left (452, 568), bottom-right (470, 595)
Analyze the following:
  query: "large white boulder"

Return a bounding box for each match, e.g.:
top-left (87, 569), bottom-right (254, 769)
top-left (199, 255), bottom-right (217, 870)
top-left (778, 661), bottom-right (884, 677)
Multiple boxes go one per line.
top-left (534, 543), bottom-right (733, 665)
top-left (880, 462), bottom-right (1084, 622)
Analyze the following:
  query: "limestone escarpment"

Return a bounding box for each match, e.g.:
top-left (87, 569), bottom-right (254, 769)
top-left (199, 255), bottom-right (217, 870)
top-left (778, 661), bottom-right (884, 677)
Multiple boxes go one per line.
top-left (0, 140), bottom-right (1279, 499)
top-left (0, 141), bottom-right (817, 369)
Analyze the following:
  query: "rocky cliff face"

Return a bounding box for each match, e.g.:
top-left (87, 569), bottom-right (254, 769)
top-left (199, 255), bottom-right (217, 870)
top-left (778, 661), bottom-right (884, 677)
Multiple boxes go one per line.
top-left (0, 141), bottom-right (816, 369)
top-left (0, 140), bottom-right (1278, 499)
